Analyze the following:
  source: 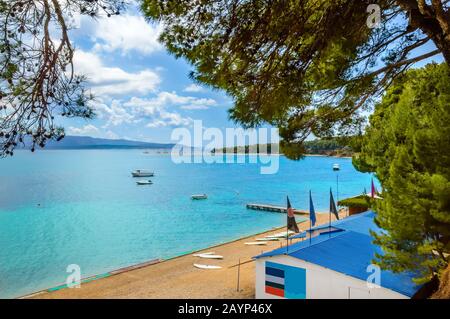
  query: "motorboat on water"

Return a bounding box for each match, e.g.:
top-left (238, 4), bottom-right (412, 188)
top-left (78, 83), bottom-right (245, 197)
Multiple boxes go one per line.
top-left (136, 180), bottom-right (153, 185)
top-left (191, 194), bottom-right (207, 200)
top-left (333, 163), bottom-right (340, 171)
top-left (132, 169), bottom-right (154, 177)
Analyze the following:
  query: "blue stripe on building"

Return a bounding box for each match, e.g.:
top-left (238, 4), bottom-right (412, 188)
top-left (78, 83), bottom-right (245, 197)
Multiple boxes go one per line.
top-left (266, 261), bottom-right (306, 299)
top-left (265, 266), bottom-right (285, 278)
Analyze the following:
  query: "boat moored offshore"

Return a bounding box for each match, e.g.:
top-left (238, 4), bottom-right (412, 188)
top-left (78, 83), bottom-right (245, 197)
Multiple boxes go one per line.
top-left (136, 180), bottom-right (153, 185)
top-left (131, 169), bottom-right (154, 177)
top-left (191, 194), bottom-right (207, 200)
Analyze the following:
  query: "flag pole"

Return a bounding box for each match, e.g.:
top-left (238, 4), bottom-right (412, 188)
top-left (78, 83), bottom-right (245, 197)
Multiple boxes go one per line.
top-left (336, 174), bottom-right (339, 204)
top-left (329, 211), bottom-right (331, 238)
top-left (329, 188), bottom-right (332, 238)
top-left (309, 217), bottom-right (312, 245)
top-left (286, 211), bottom-right (289, 253)
top-left (286, 197), bottom-right (289, 254)
top-left (236, 258), bottom-right (241, 292)
top-left (309, 191), bottom-right (312, 245)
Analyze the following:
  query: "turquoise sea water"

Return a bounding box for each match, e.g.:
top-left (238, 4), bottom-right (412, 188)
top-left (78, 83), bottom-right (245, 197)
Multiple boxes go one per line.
top-left (0, 150), bottom-right (378, 298)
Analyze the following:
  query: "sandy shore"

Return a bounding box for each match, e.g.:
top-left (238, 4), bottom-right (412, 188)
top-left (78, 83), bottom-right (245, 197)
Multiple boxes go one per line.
top-left (28, 211), bottom-right (346, 299)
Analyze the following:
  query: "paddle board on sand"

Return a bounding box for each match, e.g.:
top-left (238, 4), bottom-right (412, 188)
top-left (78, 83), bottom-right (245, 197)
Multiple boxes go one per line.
top-left (245, 241), bottom-right (268, 245)
top-left (196, 254), bottom-right (223, 259)
top-left (192, 252), bottom-right (215, 257)
top-left (193, 264), bottom-right (222, 270)
top-left (257, 237), bottom-right (279, 241)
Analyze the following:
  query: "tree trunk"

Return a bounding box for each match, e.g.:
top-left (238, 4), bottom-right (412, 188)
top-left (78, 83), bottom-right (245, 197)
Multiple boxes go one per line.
top-left (434, 36), bottom-right (450, 64)
top-left (396, 0), bottom-right (450, 64)
top-left (431, 265), bottom-right (450, 299)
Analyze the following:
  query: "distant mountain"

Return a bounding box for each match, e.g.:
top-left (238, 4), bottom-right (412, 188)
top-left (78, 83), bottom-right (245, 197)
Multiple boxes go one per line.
top-left (37, 136), bottom-right (174, 150)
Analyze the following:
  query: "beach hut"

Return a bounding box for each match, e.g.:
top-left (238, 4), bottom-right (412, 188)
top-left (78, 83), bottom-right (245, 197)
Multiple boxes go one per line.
top-left (253, 211), bottom-right (421, 299)
top-left (337, 194), bottom-right (383, 216)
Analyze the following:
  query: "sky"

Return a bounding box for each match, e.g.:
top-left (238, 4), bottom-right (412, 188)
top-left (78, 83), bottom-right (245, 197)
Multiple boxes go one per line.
top-left (60, 5), bottom-right (235, 144)
top-left (60, 3), bottom-right (444, 144)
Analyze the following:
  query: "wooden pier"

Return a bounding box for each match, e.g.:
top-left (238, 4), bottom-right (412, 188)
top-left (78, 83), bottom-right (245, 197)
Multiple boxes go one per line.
top-left (246, 203), bottom-right (308, 215)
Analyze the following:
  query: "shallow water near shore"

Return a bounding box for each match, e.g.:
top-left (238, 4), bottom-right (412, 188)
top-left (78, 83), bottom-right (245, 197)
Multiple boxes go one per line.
top-left (0, 150), bottom-right (378, 298)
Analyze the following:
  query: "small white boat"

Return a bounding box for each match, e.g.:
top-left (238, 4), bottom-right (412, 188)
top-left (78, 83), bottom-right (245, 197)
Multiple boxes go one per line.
top-left (191, 194), bottom-right (207, 200)
top-left (245, 241), bottom-right (268, 246)
top-left (333, 164), bottom-right (340, 171)
top-left (136, 180), bottom-right (153, 185)
top-left (196, 254), bottom-right (223, 259)
top-left (132, 169), bottom-right (154, 177)
top-left (194, 264), bottom-right (222, 270)
top-left (192, 252), bottom-right (215, 257)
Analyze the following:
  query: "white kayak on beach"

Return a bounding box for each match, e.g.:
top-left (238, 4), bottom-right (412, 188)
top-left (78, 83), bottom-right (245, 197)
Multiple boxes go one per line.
top-left (194, 264), bottom-right (222, 270)
top-left (257, 237), bottom-right (279, 241)
top-left (267, 231), bottom-right (295, 238)
top-left (192, 252), bottom-right (215, 257)
top-left (196, 254), bottom-right (223, 259)
top-left (245, 241), bottom-right (268, 245)
top-left (265, 234), bottom-right (285, 239)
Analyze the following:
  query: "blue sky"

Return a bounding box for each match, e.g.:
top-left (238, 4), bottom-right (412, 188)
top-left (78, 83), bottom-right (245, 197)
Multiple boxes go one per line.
top-left (60, 7), bottom-right (236, 144)
top-left (60, 4), bottom-right (444, 144)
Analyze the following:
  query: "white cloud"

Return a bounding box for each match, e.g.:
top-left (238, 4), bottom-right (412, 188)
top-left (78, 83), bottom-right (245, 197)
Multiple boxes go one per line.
top-left (147, 112), bottom-right (193, 128)
top-left (67, 124), bottom-right (99, 136)
top-left (183, 84), bottom-right (204, 93)
top-left (67, 124), bottom-right (119, 140)
top-left (124, 96), bottom-right (163, 115)
top-left (180, 98), bottom-right (217, 110)
top-left (73, 50), bottom-right (161, 97)
top-left (89, 14), bottom-right (163, 55)
top-left (92, 99), bottom-right (135, 127)
top-left (87, 94), bottom-right (200, 130)
top-left (124, 96), bottom-right (194, 128)
top-left (124, 92), bottom-right (217, 112)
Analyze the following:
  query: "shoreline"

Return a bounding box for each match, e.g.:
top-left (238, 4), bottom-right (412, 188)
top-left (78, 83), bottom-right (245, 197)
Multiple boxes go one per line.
top-left (19, 222), bottom-right (295, 299)
top-left (15, 149), bottom-right (353, 160)
top-left (208, 153), bottom-right (352, 159)
top-left (25, 210), bottom-right (345, 299)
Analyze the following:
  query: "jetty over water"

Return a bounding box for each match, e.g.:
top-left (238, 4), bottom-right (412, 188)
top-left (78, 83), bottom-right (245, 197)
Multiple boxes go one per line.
top-left (246, 203), bottom-right (308, 215)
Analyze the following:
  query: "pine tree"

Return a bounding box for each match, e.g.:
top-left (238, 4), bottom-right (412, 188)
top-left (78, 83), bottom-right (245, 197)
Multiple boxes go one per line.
top-left (354, 63), bottom-right (450, 283)
top-left (142, 0), bottom-right (449, 159)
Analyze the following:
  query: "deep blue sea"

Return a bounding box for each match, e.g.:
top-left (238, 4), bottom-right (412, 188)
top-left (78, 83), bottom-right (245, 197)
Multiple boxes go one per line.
top-left (0, 150), bottom-right (378, 298)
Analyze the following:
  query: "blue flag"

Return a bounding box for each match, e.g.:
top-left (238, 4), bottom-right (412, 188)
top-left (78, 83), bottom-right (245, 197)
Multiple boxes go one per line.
top-left (309, 191), bottom-right (316, 226)
top-left (330, 188), bottom-right (339, 220)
